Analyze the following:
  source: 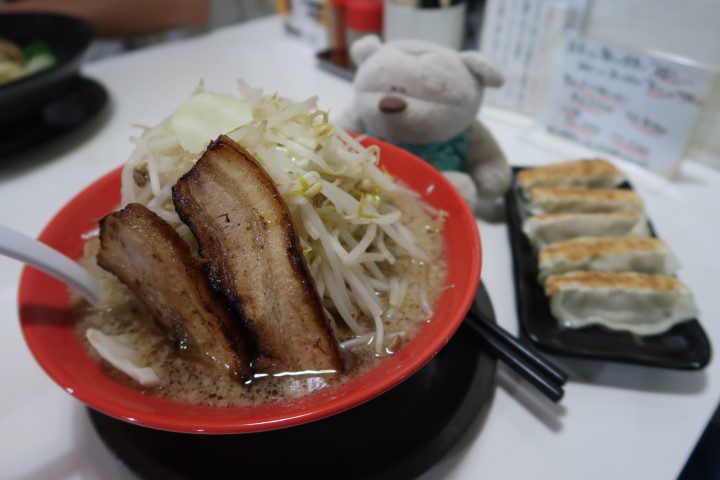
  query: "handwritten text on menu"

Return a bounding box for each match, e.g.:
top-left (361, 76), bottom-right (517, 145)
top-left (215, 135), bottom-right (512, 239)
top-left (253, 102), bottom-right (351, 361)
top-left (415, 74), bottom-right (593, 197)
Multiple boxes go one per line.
top-left (540, 36), bottom-right (716, 174)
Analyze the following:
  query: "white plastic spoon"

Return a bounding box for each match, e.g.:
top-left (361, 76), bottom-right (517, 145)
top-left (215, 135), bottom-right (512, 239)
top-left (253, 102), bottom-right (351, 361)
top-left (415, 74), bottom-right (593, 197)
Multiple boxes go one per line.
top-left (0, 224), bottom-right (100, 303)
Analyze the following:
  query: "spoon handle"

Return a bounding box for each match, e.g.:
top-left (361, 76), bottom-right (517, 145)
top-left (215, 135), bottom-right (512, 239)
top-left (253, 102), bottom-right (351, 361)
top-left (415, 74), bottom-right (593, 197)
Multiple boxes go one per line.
top-left (0, 225), bottom-right (100, 303)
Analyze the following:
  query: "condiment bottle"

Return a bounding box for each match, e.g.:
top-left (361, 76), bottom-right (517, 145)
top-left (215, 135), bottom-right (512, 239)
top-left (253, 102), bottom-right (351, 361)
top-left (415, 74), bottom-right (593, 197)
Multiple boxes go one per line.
top-left (327, 0), bottom-right (349, 65)
top-left (345, 0), bottom-right (383, 58)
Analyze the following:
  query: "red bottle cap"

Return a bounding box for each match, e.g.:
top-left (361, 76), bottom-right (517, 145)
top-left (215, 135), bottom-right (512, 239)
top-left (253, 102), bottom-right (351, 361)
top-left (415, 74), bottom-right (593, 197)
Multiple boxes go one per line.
top-left (345, 0), bottom-right (383, 32)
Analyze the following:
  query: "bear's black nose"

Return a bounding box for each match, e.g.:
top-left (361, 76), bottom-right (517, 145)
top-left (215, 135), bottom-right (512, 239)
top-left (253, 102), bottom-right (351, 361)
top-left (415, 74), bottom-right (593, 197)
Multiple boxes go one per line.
top-left (379, 95), bottom-right (407, 114)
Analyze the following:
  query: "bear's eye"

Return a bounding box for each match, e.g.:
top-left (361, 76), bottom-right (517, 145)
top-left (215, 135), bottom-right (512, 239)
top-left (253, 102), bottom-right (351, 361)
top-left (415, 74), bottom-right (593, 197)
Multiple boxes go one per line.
top-left (389, 85), bottom-right (406, 94)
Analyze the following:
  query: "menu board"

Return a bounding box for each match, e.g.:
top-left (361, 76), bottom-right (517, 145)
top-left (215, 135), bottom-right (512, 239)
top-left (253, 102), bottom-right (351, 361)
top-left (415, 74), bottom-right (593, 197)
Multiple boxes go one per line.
top-left (480, 0), bottom-right (588, 114)
top-left (539, 36), bottom-right (717, 175)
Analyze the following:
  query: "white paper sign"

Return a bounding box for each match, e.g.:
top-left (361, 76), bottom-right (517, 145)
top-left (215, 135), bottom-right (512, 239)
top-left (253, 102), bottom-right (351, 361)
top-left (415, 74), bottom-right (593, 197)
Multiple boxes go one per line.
top-left (480, 0), bottom-right (589, 114)
top-left (540, 36), bottom-right (716, 174)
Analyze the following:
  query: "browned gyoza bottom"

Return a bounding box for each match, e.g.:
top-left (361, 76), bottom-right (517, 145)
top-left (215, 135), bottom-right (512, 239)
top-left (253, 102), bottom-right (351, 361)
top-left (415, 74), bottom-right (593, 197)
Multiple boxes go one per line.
top-left (173, 135), bottom-right (342, 373)
top-left (97, 203), bottom-right (252, 381)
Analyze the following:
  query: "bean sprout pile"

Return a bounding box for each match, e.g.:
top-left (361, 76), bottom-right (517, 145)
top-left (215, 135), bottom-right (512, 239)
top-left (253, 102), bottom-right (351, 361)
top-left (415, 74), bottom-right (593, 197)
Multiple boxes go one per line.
top-left (120, 80), bottom-right (440, 354)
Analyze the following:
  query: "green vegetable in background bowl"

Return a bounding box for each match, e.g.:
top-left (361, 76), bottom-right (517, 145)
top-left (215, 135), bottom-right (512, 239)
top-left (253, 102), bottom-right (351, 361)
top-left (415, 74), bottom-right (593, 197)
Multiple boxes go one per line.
top-left (0, 38), bottom-right (56, 86)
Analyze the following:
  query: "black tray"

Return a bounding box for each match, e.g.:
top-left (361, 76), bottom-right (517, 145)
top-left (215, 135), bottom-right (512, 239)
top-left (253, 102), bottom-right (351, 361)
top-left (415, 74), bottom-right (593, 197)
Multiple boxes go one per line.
top-left (316, 49), bottom-right (355, 81)
top-left (88, 285), bottom-right (498, 480)
top-left (0, 75), bottom-right (108, 158)
top-left (506, 166), bottom-right (711, 370)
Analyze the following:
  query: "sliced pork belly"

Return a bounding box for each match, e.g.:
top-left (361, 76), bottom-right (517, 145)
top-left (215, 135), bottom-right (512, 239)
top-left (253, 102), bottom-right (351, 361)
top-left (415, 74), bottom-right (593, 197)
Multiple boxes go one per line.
top-left (97, 203), bottom-right (252, 382)
top-left (172, 135), bottom-right (342, 373)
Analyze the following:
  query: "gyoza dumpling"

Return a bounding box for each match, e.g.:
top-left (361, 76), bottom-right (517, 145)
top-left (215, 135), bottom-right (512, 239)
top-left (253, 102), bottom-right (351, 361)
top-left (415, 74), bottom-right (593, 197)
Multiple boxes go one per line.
top-left (528, 187), bottom-right (643, 215)
top-left (522, 211), bottom-right (650, 249)
top-left (518, 159), bottom-right (624, 196)
top-left (537, 237), bottom-right (678, 281)
top-left (545, 272), bottom-right (698, 335)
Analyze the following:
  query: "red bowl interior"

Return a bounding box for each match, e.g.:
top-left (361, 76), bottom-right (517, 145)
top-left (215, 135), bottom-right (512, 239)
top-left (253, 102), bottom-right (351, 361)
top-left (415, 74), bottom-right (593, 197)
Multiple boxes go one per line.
top-left (18, 138), bottom-right (481, 434)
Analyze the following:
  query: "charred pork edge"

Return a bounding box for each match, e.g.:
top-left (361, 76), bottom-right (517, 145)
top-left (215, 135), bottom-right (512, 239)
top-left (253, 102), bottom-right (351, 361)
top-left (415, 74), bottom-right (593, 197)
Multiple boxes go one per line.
top-left (171, 136), bottom-right (343, 371)
top-left (96, 203), bottom-right (253, 381)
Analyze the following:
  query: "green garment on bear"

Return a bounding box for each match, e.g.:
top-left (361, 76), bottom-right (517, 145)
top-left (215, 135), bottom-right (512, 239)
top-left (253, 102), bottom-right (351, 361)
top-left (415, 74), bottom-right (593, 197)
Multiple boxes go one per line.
top-left (374, 129), bottom-right (469, 172)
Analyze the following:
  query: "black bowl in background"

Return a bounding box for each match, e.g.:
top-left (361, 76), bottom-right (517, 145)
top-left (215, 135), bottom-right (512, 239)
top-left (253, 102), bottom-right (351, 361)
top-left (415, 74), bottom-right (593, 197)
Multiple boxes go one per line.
top-left (0, 13), bottom-right (93, 125)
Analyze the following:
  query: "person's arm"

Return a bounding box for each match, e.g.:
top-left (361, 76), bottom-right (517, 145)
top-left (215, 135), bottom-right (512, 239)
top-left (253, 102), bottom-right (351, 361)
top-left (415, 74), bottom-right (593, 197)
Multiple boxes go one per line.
top-left (0, 0), bottom-right (210, 37)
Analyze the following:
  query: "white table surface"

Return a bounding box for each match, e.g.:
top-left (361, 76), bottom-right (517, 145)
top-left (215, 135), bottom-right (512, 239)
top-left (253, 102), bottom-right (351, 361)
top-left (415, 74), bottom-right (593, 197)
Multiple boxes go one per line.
top-left (2, 16), bottom-right (720, 480)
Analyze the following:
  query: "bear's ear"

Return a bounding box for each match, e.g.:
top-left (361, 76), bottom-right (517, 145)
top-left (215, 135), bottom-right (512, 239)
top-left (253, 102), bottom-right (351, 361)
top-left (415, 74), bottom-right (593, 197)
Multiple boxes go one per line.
top-left (459, 52), bottom-right (504, 88)
top-left (350, 35), bottom-right (382, 66)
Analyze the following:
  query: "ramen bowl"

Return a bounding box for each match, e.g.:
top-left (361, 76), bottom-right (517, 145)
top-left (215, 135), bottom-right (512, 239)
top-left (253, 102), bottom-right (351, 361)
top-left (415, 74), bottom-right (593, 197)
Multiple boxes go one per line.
top-left (0, 13), bottom-right (93, 125)
top-left (18, 138), bottom-right (481, 434)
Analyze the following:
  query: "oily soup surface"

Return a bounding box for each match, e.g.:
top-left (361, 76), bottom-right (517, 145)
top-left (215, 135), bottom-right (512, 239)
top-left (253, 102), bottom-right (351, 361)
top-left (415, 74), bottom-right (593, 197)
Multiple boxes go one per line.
top-left (76, 197), bottom-right (447, 407)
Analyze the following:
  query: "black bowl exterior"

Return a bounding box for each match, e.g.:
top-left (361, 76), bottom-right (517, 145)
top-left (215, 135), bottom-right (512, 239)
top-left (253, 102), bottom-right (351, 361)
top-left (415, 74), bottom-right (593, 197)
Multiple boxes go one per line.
top-left (0, 13), bottom-right (93, 124)
top-left (506, 166), bottom-right (712, 370)
top-left (0, 76), bottom-right (108, 157)
top-left (90, 284), bottom-right (498, 479)
top-left (88, 310), bottom-right (497, 480)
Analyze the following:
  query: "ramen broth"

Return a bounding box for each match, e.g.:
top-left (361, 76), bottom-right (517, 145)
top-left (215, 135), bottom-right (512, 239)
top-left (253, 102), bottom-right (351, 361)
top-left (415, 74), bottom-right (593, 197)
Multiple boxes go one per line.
top-left (76, 196), bottom-right (447, 406)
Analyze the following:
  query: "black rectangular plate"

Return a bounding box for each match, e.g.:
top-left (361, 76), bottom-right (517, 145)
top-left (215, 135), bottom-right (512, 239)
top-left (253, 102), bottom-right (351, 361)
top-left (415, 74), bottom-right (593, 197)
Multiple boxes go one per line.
top-left (316, 49), bottom-right (355, 81)
top-left (506, 166), bottom-right (711, 370)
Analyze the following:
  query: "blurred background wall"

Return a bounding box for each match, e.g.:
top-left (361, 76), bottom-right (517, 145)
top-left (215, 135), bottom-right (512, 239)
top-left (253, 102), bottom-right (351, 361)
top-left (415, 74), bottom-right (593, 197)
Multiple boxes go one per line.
top-left (586, 0), bottom-right (720, 67)
top-left (584, 0), bottom-right (720, 167)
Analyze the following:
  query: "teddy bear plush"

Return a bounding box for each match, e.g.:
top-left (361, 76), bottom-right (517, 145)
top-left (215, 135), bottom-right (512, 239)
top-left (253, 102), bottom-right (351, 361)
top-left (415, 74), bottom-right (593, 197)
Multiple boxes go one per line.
top-left (340, 35), bottom-right (511, 211)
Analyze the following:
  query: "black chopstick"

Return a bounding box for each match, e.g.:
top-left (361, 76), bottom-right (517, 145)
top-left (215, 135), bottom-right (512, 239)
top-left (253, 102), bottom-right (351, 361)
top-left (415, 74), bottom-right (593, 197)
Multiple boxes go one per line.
top-left (465, 305), bottom-right (567, 402)
top-left (471, 304), bottom-right (568, 386)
